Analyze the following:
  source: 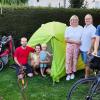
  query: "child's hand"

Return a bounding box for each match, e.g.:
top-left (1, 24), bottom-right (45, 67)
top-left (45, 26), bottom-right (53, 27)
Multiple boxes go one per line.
top-left (47, 52), bottom-right (53, 57)
top-left (40, 60), bottom-right (43, 63)
top-left (40, 60), bottom-right (45, 63)
top-left (51, 54), bottom-right (53, 56)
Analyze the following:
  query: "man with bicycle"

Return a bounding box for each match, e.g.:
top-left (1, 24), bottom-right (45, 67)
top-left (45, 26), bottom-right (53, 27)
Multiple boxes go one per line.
top-left (80, 14), bottom-right (96, 79)
top-left (14, 37), bottom-right (35, 79)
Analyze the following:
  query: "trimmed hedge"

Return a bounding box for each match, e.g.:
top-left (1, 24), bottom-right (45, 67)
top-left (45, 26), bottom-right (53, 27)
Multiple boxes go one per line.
top-left (0, 6), bottom-right (100, 46)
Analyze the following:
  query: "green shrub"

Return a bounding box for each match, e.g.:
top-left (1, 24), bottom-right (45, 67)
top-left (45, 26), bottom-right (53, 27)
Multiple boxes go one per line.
top-left (0, 6), bottom-right (99, 46)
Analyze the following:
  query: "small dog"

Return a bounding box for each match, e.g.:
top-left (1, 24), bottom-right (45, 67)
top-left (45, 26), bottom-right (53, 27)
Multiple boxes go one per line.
top-left (88, 54), bottom-right (100, 71)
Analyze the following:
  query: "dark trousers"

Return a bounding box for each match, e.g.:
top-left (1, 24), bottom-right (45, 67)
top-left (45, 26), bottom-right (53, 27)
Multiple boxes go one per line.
top-left (15, 64), bottom-right (33, 75)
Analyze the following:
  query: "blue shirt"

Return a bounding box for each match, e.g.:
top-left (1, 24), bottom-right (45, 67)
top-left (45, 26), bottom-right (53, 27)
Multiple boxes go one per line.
top-left (40, 51), bottom-right (47, 61)
top-left (96, 25), bottom-right (100, 36)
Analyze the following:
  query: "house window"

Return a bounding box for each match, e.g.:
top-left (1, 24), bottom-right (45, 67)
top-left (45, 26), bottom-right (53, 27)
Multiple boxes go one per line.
top-left (37, 0), bottom-right (39, 2)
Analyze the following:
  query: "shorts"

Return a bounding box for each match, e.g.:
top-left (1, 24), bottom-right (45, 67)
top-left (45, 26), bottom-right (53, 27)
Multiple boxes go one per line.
top-left (81, 51), bottom-right (88, 64)
top-left (15, 64), bottom-right (33, 75)
top-left (40, 64), bottom-right (47, 68)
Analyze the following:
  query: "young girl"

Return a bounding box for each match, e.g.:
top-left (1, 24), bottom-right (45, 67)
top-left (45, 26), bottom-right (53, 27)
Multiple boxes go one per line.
top-left (31, 44), bottom-right (41, 75)
top-left (40, 44), bottom-right (51, 77)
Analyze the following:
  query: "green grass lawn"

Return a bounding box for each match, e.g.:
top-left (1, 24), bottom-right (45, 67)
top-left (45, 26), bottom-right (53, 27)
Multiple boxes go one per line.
top-left (0, 66), bottom-right (83, 100)
top-left (0, 66), bottom-right (99, 100)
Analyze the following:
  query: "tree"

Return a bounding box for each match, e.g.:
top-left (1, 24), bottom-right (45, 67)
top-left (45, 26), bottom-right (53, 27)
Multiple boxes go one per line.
top-left (0, 0), bottom-right (28, 5)
top-left (69, 0), bottom-right (84, 8)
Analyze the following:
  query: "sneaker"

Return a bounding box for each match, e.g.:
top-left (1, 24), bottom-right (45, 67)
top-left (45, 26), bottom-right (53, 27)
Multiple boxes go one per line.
top-left (34, 71), bottom-right (39, 75)
top-left (42, 74), bottom-right (46, 77)
top-left (66, 75), bottom-right (71, 81)
top-left (27, 73), bottom-right (33, 77)
top-left (70, 74), bottom-right (75, 79)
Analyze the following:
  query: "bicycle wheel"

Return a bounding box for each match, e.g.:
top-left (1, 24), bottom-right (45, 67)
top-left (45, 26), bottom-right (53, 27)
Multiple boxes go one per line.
top-left (0, 60), bottom-right (4, 71)
top-left (67, 77), bottom-right (100, 100)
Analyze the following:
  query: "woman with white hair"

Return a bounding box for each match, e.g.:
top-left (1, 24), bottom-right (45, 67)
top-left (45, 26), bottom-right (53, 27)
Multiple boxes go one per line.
top-left (65, 15), bottom-right (83, 81)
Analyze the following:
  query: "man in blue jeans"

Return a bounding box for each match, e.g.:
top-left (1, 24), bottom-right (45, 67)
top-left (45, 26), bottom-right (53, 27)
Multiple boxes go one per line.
top-left (80, 14), bottom-right (96, 78)
top-left (93, 25), bottom-right (100, 55)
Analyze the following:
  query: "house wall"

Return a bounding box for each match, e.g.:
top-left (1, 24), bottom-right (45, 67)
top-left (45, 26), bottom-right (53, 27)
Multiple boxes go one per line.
top-left (28, 0), bottom-right (69, 8)
top-left (28, 0), bottom-right (100, 8)
top-left (84, 0), bottom-right (100, 8)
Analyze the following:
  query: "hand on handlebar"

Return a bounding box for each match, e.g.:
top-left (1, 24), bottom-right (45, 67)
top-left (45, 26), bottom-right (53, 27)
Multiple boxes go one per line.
top-left (87, 49), bottom-right (93, 55)
top-left (92, 50), bottom-right (98, 56)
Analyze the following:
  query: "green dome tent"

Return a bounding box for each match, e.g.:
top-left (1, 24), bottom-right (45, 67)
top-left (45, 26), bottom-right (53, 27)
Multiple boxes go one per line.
top-left (28, 21), bottom-right (84, 82)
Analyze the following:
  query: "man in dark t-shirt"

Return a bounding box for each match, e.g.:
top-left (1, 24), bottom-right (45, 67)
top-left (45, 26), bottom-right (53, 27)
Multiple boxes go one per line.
top-left (14, 37), bottom-right (35, 78)
top-left (93, 25), bottom-right (100, 55)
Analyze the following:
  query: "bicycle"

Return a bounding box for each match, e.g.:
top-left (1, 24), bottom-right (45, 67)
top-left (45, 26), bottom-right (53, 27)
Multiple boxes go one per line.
top-left (17, 67), bottom-right (28, 100)
top-left (0, 35), bottom-right (15, 71)
top-left (67, 54), bottom-right (100, 100)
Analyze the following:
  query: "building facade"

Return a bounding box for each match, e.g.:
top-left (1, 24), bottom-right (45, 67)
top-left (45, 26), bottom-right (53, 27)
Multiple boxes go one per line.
top-left (28, 0), bottom-right (69, 8)
top-left (84, 0), bottom-right (100, 8)
top-left (28, 0), bottom-right (100, 9)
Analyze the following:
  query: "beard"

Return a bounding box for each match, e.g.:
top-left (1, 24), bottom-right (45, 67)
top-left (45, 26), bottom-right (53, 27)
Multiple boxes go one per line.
top-left (22, 44), bottom-right (27, 47)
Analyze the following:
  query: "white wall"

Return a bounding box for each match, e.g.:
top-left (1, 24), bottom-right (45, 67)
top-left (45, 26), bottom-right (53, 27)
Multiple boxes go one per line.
top-left (28, 0), bottom-right (69, 8)
top-left (84, 0), bottom-right (100, 8)
top-left (95, 1), bottom-right (100, 8)
top-left (28, 0), bottom-right (100, 8)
